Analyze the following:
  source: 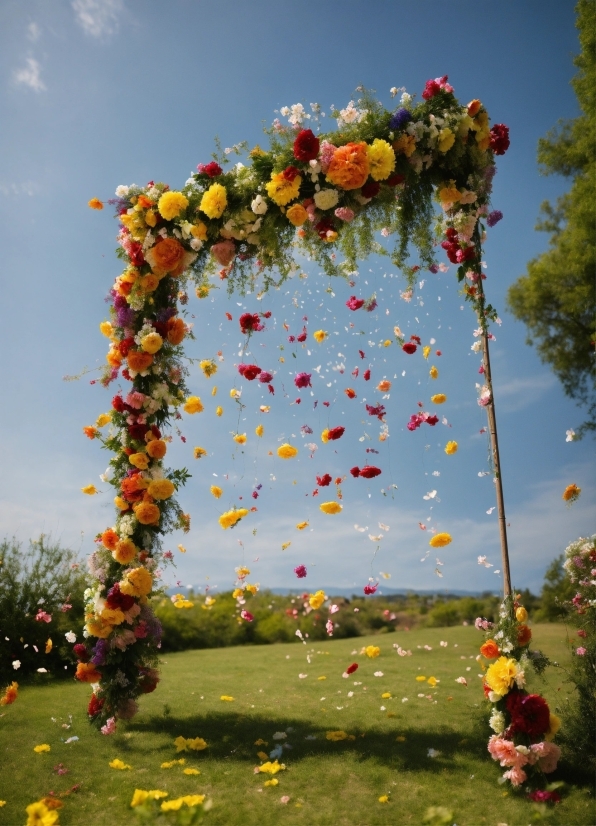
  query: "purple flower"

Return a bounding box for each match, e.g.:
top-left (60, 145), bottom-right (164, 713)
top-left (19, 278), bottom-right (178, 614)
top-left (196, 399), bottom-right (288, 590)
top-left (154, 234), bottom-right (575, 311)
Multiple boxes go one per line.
top-left (389, 108), bottom-right (412, 131)
top-left (429, 264), bottom-right (439, 274)
top-left (294, 565), bottom-right (307, 578)
top-left (487, 210), bottom-right (503, 228)
top-left (91, 639), bottom-right (109, 666)
top-left (294, 372), bottom-right (312, 389)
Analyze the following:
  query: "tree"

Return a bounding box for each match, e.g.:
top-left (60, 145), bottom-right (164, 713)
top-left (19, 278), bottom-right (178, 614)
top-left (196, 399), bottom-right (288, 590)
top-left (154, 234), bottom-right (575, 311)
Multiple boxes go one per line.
top-left (533, 554), bottom-right (576, 622)
top-left (507, 0), bottom-right (596, 437)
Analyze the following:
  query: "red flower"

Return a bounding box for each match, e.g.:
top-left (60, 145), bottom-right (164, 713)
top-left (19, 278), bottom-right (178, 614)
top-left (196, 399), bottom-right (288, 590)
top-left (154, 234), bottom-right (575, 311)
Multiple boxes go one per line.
top-left (315, 217), bottom-right (335, 240)
top-left (386, 173), bottom-right (405, 187)
top-left (239, 312), bottom-right (263, 334)
top-left (297, 328), bottom-right (307, 342)
top-left (363, 582), bottom-right (379, 594)
top-left (293, 129), bottom-right (320, 162)
top-left (118, 337), bottom-right (135, 357)
top-left (128, 423), bottom-right (147, 441)
top-left (489, 124), bottom-right (510, 156)
top-left (402, 342), bottom-right (417, 354)
top-left (365, 404), bottom-right (386, 420)
top-left (282, 165), bottom-right (300, 182)
top-left (294, 372), bottom-right (312, 388)
top-left (346, 296), bottom-right (364, 311)
top-left (346, 663), bottom-right (359, 674)
top-left (258, 371), bottom-right (273, 383)
top-left (128, 242), bottom-right (145, 267)
top-left (294, 564), bottom-right (308, 578)
top-left (73, 643), bottom-right (89, 662)
top-left (527, 791), bottom-right (561, 804)
top-left (359, 465), bottom-right (382, 479)
top-left (361, 181), bottom-right (380, 199)
top-left (112, 395), bottom-right (126, 412)
top-left (426, 414), bottom-right (439, 426)
top-left (350, 466), bottom-right (360, 477)
top-left (345, 388), bottom-right (357, 399)
top-left (363, 369), bottom-right (371, 381)
top-left (88, 693), bottom-right (104, 718)
top-left (316, 473), bottom-right (332, 487)
top-left (327, 426), bottom-right (345, 441)
top-left (410, 335), bottom-right (421, 344)
top-left (197, 161), bottom-right (223, 177)
top-left (506, 691), bottom-right (550, 739)
top-left (238, 363), bottom-right (261, 381)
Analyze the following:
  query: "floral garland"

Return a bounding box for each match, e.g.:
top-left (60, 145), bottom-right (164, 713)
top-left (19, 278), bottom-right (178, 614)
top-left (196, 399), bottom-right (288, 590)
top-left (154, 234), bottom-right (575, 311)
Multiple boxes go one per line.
top-left (78, 76), bottom-right (509, 732)
top-left (476, 597), bottom-right (562, 798)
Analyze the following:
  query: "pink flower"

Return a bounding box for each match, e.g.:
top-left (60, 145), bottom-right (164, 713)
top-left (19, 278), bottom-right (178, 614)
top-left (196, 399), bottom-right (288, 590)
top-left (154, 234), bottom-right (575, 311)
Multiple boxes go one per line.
top-left (530, 741), bottom-right (560, 773)
top-left (576, 646), bottom-right (587, 656)
top-left (335, 207), bottom-right (355, 222)
top-left (363, 582), bottom-right (379, 595)
top-left (100, 717), bottom-right (117, 735)
top-left (346, 296), bottom-right (364, 311)
top-left (280, 795), bottom-right (291, 804)
top-left (487, 736), bottom-right (521, 767)
top-left (294, 372), bottom-right (312, 388)
top-left (319, 140), bottom-right (337, 172)
top-left (241, 610), bottom-right (254, 622)
top-left (35, 610), bottom-right (52, 623)
top-left (326, 619), bottom-right (334, 635)
top-left (502, 766), bottom-right (527, 787)
top-left (577, 629), bottom-right (587, 638)
top-left (211, 240), bottom-right (236, 267)
top-left (294, 565), bottom-right (307, 578)
top-left (258, 371), bottom-right (273, 383)
top-left (125, 391), bottom-right (146, 409)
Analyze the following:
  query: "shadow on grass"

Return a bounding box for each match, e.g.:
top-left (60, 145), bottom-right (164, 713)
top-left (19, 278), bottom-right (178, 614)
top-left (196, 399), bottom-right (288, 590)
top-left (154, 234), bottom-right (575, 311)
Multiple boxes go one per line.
top-left (125, 708), bottom-right (490, 774)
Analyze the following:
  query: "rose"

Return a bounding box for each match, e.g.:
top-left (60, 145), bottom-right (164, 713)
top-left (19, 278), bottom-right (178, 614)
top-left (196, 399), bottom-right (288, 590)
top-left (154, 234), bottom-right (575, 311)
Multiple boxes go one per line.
top-left (146, 237), bottom-right (186, 275)
top-left (506, 691), bottom-right (550, 738)
top-left (489, 124), bottom-right (510, 155)
top-left (294, 129), bottom-right (320, 162)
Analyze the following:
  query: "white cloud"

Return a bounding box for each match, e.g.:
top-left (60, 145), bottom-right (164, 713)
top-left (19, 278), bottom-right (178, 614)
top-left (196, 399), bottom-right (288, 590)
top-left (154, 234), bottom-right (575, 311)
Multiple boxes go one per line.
top-left (27, 22), bottom-right (41, 42)
top-left (492, 374), bottom-right (556, 412)
top-left (0, 181), bottom-right (38, 197)
top-left (12, 58), bottom-right (46, 93)
top-left (72, 0), bottom-right (124, 38)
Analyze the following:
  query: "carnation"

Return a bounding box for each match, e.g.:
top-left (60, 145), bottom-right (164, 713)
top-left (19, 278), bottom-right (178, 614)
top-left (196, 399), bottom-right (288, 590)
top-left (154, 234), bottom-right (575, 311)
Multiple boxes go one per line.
top-left (294, 129), bottom-right (320, 162)
top-left (313, 188), bottom-right (339, 210)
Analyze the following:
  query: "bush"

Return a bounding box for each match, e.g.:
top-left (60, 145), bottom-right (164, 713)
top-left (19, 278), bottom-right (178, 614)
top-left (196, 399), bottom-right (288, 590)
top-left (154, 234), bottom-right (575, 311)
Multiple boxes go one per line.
top-left (534, 554), bottom-right (577, 622)
top-left (0, 536), bottom-right (86, 684)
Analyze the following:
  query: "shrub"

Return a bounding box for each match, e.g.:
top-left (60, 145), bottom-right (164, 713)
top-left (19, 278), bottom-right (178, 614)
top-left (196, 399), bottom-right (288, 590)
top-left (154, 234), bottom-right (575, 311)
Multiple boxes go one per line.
top-left (0, 536), bottom-right (86, 684)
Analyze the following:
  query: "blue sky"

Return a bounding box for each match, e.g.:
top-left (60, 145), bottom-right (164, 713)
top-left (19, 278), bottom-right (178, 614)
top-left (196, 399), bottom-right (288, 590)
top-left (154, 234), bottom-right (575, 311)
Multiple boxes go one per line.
top-left (1, 0), bottom-right (593, 597)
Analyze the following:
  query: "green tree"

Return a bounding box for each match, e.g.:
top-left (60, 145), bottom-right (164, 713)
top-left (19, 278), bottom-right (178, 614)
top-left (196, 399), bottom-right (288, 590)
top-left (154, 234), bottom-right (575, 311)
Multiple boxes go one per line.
top-left (507, 0), bottom-right (596, 437)
top-left (533, 554), bottom-right (576, 622)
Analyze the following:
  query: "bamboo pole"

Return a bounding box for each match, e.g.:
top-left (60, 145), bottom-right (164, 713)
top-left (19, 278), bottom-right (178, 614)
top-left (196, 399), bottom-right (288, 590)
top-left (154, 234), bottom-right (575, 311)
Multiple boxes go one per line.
top-left (481, 329), bottom-right (513, 597)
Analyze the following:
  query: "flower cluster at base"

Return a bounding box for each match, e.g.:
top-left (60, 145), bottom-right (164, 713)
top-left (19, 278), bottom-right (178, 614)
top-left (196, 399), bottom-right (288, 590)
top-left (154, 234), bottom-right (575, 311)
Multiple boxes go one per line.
top-left (477, 595), bottom-right (561, 791)
top-left (79, 186), bottom-right (199, 730)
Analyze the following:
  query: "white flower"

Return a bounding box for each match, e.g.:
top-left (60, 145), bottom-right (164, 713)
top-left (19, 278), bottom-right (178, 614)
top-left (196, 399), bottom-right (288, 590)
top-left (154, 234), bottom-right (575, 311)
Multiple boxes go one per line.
top-left (488, 690), bottom-right (501, 703)
top-left (12, 660), bottom-right (21, 670)
top-left (65, 631), bottom-right (77, 643)
top-left (115, 185), bottom-right (129, 197)
top-left (251, 194), bottom-right (268, 215)
top-left (400, 92), bottom-right (412, 106)
top-left (190, 238), bottom-right (203, 251)
top-left (566, 429), bottom-right (576, 442)
top-left (314, 189), bottom-right (339, 211)
top-left (471, 341), bottom-right (482, 353)
top-left (489, 709), bottom-right (505, 733)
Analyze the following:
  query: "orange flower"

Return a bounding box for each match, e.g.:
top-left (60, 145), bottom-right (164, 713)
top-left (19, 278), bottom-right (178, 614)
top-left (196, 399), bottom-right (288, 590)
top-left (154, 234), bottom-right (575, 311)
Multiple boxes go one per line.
top-left (121, 474), bottom-right (148, 502)
top-left (113, 538), bottom-right (138, 565)
top-left (134, 501), bottom-right (161, 525)
top-left (467, 99), bottom-right (482, 117)
top-left (137, 194), bottom-right (154, 209)
top-left (146, 237), bottom-right (186, 276)
top-left (101, 528), bottom-right (119, 550)
top-left (75, 662), bottom-right (102, 683)
top-left (127, 351), bottom-right (154, 373)
top-left (480, 640), bottom-right (500, 659)
top-left (88, 198), bottom-right (104, 210)
top-left (377, 380), bottom-right (391, 392)
top-left (146, 439), bottom-right (167, 459)
top-left (344, 388), bottom-right (356, 399)
top-left (392, 134), bottom-right (417, 157)
top-left (83, 426), bottom-right (98, 439)
top-left (0, 681), bottom-right (18, 705)
top-left (326, 142), bottom-right (370, 190)
top-left (139, 274), bottom-right (160, 292)
top-left (517, 624), bottom-right (532, 646)
top-left (166, 317), bottom-right (186, 346)
top-left (106, 348), bottom-right (123, 368)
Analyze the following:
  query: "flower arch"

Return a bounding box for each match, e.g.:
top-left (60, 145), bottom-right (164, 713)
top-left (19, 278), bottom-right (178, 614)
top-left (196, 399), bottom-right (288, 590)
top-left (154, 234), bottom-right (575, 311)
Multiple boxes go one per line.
top-left (81, 78), bottom-right (517, 736)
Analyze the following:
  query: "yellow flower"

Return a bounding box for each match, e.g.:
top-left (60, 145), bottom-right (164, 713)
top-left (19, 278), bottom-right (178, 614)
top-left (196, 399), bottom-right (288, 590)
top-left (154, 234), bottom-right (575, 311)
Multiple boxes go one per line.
top-left (429, 533), bottom-right (452, 548)
top-left (281, 542), bottom-right (291, 551)
top-left (485, 656), bottom-right (518, 697)
top-left (365, 645), bottom-right (380, 659)
top-left (129, 453), bottom-right (149, 470)
top-left (429, 365), bottom-right (438, 379)
top-left (188, 737), bottom-right (208, 750)
top-left (515, 606), bottom-right (528, 623)
top-left (366, 139), bottom-right (396, 181)
top-left (141, 332), bottom-right (163, 354)
top-left (438, 181), bottom-right (462, 210)
top-left (415, 675), bottom-right (427, 682)
top-left (234, 433), bottom-right (247, 445)
top-left (545, 713), bottom-right (561, 742)
top-left (265, 172), bottom-right (302, 206)
top-left (319, 501), bottom-right (342, 515)
top-left (99, 320), bottom-right (113, 337)
top-left (200, 359), bottom-right (217, 377)
top-left (309, 590), bottom-right (326, 609)
top-left (258, 760), bottom-right (285, 774)
top-left (33, 744), bottom-right (51, 753)
top-left (109, 758), bottom-right (132, 770)
top-left (200, 183), bottom-right (227, 219)
top-left (326, 730), bottom-right (348, 741)
top-left (237, 566), bottom-right (250, 577)
top-left (191, 221), bottom-right (208, 240)
top-left (120, 567), bottom-right (153, 597)
top-left (158, 191), bottom-right (188, 220)
top-left (378, 795), bottom-right (390, 803)
top-left (427, 676), bottom-right (438, 687)
top-left (321, 429), bottom-right (330, 443)
top-left (195, 283), bottom-right (212, 298)
top-left (216, 406), bottom-right (223, 416)
top-left (313, 329), bottom-right (327, 343)
top-left (88, 198), bottom-right (103, 210)
top-left (438, 127), bottom-right (456, 153)
top-left (96, 413), bottom-right (111, 427)
top-left (392, 134), bottom-right (417, 157)
top-left (431, 393), bottom-right (447, 404)
top-left (100, 607), bottom-right (125, 626)
top-left (381, 692), bottom-right (391, 699)
top-left (286, 203), bottom-right (308, 226)
top-left (131, 789), bottom-right (169, 807)
top-left (264, 778), bottom-right (279, 787)
top-left (230, 388), bottom-right (240, 398)
top-left (423, 345), bottom-right (431, 359)
top-left (210, 485), bottom-right (223, 498)
top-left (296, 521), bottom-right (309, 530)
top-left (220, 695), bottom-right (234, 702)
top-left (255, 424), bottom-right (264, 437)
top-left (184, 396), bottom-right (204, 414)
top-left (562, 484), bottom-right (581, 503)
top-left (81, 485), bottom-right (98, 495)
top-left (25, 800), bottom-right (59, 826)
top-left (161, 759), bottom-right (185, 768)
top-left (245, 583), bottom-right (258, 595)
top-left (183, 768), bottom-right (200, 775)
top-left (232, 588), bottom-right (243, 599)
top-left (194, 447), bottom-right (207, 459)
top-left (444, 441), bottom-right (458, 455)
top-left (219, 508), bottom-right (248, 530)
top-left (161, 795), bottom-right (205, 812)
top-left (147, 479), bottom-right (176, 500)
top-left (277, 443), bottom-right (298, 459)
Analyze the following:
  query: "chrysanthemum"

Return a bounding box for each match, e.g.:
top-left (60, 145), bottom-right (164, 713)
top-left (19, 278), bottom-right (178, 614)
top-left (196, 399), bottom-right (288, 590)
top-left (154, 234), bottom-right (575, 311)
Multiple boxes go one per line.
top-left (366, 139), bottom-right (396, 181)
top-left (429, 533), bottom-right (452, 548)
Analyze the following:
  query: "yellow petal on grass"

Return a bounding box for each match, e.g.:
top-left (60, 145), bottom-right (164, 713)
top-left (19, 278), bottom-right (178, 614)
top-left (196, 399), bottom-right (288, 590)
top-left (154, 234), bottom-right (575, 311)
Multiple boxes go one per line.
top-left (415, 676), bottom-right (427, 682)
top-left (33, 744), bottom-right (51, 754)
top-left (264, 778), bottom-right (279, 787)
top-left (220, 695), bottom-right (234, 702)
top-left (257, 751), bottom-right (269, 761)
top-left (109, 758), bottom-right (132, 770)
top-left (183, 768), bottom-right (200, 776)
top-left (427, 676), bottom-right (439, 687)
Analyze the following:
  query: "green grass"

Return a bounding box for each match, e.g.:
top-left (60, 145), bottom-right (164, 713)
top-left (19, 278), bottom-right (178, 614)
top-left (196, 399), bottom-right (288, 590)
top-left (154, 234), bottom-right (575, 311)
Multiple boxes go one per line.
top-left (0, 625), bottom-right (594, 826)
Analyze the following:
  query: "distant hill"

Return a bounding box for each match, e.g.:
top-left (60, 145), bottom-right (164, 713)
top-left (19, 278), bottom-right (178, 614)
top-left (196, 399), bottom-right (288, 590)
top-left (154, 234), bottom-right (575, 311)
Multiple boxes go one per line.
top-left (167, 585), bottom-right (498, 599)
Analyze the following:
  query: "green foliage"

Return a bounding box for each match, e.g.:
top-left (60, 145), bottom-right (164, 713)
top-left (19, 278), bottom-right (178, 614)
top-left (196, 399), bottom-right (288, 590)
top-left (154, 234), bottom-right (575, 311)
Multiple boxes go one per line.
top-left (0, 535), bottom-right (86, 684)
top-left (534, 555), bottom-right (576, 622)
top-left (507, 0), bottom-right (596, 437)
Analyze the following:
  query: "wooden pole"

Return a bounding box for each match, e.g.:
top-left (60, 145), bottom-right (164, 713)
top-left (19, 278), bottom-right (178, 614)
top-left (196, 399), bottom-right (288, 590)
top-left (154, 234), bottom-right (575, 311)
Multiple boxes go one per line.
top-left (481, 329), bottom-right (513, 597)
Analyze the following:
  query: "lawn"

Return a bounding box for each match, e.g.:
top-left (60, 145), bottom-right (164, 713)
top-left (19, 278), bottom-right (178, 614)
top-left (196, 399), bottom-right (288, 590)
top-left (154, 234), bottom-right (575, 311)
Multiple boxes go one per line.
top-left (0, 624), bottom-right (593, 826)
